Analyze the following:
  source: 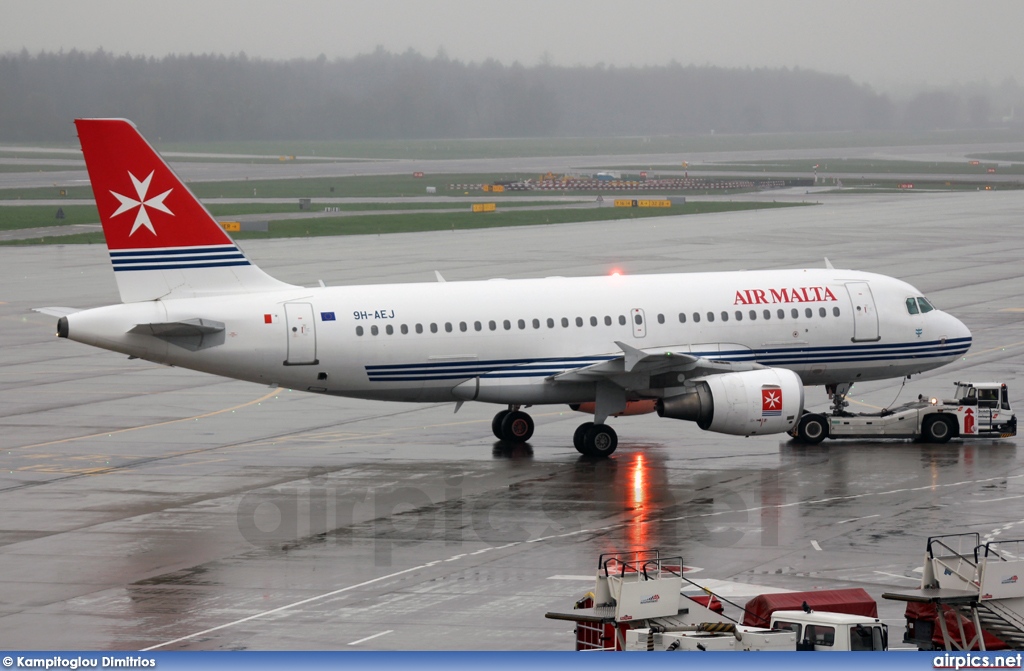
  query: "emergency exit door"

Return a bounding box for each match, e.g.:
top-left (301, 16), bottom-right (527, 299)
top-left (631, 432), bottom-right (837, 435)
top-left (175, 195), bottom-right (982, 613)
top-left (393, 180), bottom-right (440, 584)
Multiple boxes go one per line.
top-left (284, 302), bottom-right (318, 365)
top-left (845, 282), bottom-right (880, 342)
top-left (631, 308), bottom-right (647, 338)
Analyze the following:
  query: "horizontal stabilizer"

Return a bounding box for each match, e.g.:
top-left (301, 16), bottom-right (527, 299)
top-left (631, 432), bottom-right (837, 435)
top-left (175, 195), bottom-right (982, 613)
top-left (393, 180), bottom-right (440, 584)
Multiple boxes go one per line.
top-left (128, 318), bottom-right (225, 337)
top-left (33, 307), bottom-right (80, 317)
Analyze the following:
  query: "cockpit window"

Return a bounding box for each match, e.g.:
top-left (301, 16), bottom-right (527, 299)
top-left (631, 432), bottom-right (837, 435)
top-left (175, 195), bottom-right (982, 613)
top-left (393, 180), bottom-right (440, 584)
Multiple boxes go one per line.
top-left (906, 298), bottom-right (919, 315)
top-left (918, 297), bottom-right (935, 313)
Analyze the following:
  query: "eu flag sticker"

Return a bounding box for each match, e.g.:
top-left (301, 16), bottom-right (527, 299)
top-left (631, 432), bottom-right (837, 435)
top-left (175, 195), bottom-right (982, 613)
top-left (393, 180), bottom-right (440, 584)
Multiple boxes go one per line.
top-left (320, 312), bottom-right (336, 321)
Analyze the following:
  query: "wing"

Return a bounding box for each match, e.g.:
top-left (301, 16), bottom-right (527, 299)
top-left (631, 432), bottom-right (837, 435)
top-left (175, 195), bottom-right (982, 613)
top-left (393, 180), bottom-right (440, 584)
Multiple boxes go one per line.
top-left (550, 340), bottom-right (764, 385)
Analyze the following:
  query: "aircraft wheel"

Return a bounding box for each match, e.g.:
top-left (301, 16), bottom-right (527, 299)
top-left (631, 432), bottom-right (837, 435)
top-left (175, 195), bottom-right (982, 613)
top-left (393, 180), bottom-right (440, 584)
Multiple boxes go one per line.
top-left (500, 410), bottom-right (534, 443)
top-left (796, 414), bottom-right (828, 445)
top-left (573, 422), bottom-right (594, 454)
top-left (583, 423), bottom-right (618, 457)
top-left (492, 410), bottom-right (511, 440)
top-left (923, 415), bottom-right (953, 444)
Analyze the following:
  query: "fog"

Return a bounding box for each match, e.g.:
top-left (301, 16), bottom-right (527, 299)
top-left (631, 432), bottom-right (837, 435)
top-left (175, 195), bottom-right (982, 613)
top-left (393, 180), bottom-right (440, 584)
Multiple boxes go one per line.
top-left (3, 1), bottom-right (1023, 142)
top-left (4, 0), bottom-right (1022, 90)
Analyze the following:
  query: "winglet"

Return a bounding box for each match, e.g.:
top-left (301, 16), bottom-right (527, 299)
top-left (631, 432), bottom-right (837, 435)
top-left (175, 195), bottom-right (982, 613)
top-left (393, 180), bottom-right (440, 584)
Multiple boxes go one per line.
top-left (615, 340), bottom-right (647, 372)
top-left (824, 257), bottom-right (834, 270)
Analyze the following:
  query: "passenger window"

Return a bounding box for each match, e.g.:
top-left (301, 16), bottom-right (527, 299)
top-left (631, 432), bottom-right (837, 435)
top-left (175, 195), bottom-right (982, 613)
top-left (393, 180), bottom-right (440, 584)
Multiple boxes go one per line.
top-left (430, 323), bottom-right (438, 333)
top-left (749, 310), bottom-right (756, 320)
top-left (415, 323), bottom-right (423, 334)
top-left (791, 308), bottom-right (799, 319)
top-left (906, 298), bottom-right (920, 315)
top-left (590, 316), bottom-right (598, 326)
top-left (518, 319), bottom-right (526, 330)
top-left (805, 308), bottom-right (812, 319)
top-left (819, 307), bottom-right (826, 318)
top-left (735, 310), bottom-right (743, 321)
top-left (474, 321), bottom-right (482, 331)
top-left (721, 311), bottom-right (728, 322)
top-left (547, 318), bottom-right (555, 328)
top-left (532, 319), bottom-right (540, 329)
top-left (489, 320), bottom-right (496, 331)
top-left (503, 320), bottom-right (511, 330)
top-left (575, 317), bottom-right (584, 327)
top-left (635, 314), bottom-right (643, 325)
top-left (693, 312), bottom-right (701, 323)
top-left (401, 324), bottom-right (409, 334)
top-left (356, 326), bottom-right (364, 336)
top-left (386, 325), bottom-right (394, 335)
top-left (833, 307), bottom-right (840, 317)
top-left (657, 314), bottom-right (665, 324)
top-left (371, 325), bottom-right (379, 336)
top-left (918, 297), bottom-right (935, 313)
top-left (777, 309), bottom-right (785, 319)
top-left (763, 309), bottom-right (771, 320)
top-left (459, 321), bottom-right (467, 332)
top-left (561, 317), bottom-right (569, 327)
top-left (618, 315), bottom-right (627, 326)
top-left (445, 322), bottom-right (453, 333)
top-left (679, 313), bottom-right (687, 323)
top-left (707, 312), bottom-right (715, 322)
top-left (604, 316), bottom-right (612, 326)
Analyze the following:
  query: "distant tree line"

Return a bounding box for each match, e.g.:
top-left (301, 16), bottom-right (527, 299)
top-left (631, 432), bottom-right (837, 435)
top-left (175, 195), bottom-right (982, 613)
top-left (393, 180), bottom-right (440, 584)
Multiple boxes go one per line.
top-left (0, 48), bottom-right (1018, 142)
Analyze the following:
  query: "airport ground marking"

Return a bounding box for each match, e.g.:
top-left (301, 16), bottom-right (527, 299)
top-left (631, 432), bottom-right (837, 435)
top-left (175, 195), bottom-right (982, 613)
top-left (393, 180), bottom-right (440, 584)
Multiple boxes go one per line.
top-left (141, 468), bottom-right (1024, 648)
top-left (14, 388), bottom-right (280, 451)
top-left (142, 562), bottom-right (438, 651)
top-left (347, 630), bottom-right (394, 646)
top-left (873, 571), bottom-right (918, 582)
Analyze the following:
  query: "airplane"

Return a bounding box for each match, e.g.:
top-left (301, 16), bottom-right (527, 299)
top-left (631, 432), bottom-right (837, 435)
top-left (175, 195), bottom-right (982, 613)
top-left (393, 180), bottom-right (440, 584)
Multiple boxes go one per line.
top-left (39, 118), bottom-right (973, 457)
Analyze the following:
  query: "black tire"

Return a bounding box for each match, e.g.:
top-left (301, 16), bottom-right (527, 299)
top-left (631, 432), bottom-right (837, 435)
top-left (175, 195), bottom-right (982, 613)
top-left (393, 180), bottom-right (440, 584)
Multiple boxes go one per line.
top-left (573, 422), bottom-right (594, 454)
top-left (923, 415), bottom-right (953, 444)
top-left (583, 423), bottom-right (618, 457)
top-left (796, 414), bottom-right (828, 445)
top-left (492, 410), bottom-right (511, 439)
top-left (500, 410), bottom-right (534, 443)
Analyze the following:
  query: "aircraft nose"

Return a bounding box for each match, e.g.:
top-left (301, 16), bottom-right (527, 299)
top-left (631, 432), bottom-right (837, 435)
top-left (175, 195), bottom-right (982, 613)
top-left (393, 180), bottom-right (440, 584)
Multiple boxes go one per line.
top-left (947, 312), bottom-right (972, 349)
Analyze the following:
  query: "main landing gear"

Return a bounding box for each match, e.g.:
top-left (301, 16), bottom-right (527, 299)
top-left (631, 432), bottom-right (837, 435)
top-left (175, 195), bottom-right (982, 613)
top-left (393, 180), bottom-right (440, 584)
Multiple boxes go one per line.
top-left (572, 422), bottom-right (618, 457)
top-left (489, 406), bottom-right (619, 457)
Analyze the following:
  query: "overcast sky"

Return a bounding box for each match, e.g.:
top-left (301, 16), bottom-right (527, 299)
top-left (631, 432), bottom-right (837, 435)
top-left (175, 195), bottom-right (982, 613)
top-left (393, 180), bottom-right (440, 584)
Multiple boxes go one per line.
top-left (4, 0), bottom-right (1023, 90)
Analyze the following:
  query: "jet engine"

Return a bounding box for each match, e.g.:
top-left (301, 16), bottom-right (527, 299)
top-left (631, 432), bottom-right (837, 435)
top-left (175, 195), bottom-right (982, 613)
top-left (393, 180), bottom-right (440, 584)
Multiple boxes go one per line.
top-left (655, 368), bottom-right (804, 436)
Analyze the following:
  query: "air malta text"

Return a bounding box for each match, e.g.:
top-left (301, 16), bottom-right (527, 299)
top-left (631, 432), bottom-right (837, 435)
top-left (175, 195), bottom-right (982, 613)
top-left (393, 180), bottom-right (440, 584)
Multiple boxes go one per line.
top-left (734, 287), bottom-right (839, 306)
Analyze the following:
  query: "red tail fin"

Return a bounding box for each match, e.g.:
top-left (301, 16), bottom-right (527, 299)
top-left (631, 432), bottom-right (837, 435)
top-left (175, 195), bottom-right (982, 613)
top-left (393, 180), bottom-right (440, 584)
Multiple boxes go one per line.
top-left (75, 119), bottom-right (294, 302)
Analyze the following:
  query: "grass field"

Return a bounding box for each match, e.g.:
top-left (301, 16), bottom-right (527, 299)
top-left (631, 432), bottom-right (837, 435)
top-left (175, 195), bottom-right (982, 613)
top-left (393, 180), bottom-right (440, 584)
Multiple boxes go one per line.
top-left (0, 201), bottom-right (807, 246)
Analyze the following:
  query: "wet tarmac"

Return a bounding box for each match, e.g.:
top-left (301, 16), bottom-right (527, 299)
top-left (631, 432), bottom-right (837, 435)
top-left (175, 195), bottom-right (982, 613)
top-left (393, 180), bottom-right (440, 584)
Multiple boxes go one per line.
top-left (1, 189), bottom-right (1022, 649)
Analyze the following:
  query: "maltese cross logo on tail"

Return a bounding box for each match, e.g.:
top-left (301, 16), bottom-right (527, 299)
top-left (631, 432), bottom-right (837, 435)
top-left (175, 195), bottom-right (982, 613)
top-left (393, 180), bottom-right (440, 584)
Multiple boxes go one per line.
top-left (109, 170), bottom-right (173, 236)
top-left (762, 388), bottom-right (782, 416)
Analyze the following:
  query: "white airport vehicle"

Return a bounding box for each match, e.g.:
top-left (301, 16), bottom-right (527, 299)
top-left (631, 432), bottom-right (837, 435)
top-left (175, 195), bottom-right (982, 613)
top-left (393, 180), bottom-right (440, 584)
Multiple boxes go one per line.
top-left (792, 382), bottom-right (1016, 444)
top-left (39, 119), bottom-right (973, 456)
top-left (545, 550), bottom-right (889, 651)
top-left (623, 609), bottom-right (889, 652)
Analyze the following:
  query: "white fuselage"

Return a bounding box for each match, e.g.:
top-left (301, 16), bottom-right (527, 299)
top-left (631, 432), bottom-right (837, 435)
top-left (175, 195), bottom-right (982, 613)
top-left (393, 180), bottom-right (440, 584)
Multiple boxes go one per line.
top-left (64, 268), bottom-right (972, 407)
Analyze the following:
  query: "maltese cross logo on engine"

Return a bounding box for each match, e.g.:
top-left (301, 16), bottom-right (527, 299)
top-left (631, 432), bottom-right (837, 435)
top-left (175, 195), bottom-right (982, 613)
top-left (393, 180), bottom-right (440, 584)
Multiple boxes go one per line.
top-left (109, 170), bottom-right (173, 236)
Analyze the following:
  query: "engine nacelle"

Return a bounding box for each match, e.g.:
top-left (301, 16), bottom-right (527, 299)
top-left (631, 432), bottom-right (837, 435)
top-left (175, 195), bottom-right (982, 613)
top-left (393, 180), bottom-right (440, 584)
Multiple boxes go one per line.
top-left (570, 400), bottom-right (658, 417)
top-left (655, 368), bottom-right (804, 436)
